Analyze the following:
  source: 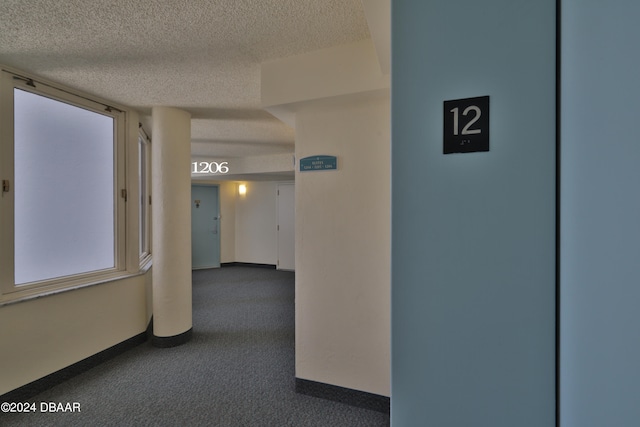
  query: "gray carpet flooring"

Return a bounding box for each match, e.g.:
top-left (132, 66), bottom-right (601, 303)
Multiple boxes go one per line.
top-left (1, 267), bottom-right (390, 426)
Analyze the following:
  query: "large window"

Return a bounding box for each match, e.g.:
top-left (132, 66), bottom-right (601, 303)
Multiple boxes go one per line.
top-left (0, 69), bottom-right (129, 297)
top-left (14, 89), bottom-right (116, 284)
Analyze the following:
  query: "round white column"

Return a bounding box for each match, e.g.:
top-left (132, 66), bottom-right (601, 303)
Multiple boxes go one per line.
top-left (151, 106), bottom-right (192, 347)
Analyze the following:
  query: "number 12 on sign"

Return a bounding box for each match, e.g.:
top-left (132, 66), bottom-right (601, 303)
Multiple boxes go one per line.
top-left (443, 96), bottom-right (489, 154)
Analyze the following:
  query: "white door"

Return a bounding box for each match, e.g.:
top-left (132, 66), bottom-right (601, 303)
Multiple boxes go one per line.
top-left (277, 183), bottom-right (295, 270)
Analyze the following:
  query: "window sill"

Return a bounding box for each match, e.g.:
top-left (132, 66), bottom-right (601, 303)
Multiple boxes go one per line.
top-left (0, 262), bottom-right (152, 308)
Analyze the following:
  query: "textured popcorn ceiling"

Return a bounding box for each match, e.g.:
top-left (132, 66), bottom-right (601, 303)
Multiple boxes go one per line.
top-left (0, 0), bottom-right (371, 157)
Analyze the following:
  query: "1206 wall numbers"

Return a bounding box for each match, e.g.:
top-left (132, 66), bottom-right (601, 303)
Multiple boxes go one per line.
top-left (191, 161), bottom-right (229, 174)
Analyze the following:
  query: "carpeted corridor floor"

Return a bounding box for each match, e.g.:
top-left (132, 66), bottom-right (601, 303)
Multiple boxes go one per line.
top-left (1, 267), bottom-right (390, 426)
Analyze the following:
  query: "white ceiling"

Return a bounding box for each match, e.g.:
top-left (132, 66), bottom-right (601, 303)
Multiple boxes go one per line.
top-left (0, 0), bottom-right (374, 159)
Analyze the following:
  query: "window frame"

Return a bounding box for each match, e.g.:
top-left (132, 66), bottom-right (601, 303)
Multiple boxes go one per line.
top-left (0, 67), bottom-right (132, 300)
top-left (138, 126), bottom-right (152, 264)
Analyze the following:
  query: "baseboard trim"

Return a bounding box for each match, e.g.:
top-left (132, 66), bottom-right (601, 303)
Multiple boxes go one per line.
top-left (295, 378), bottom-right (390, 414)
top-left (1, 331), bottom-right (147, 402)
top-left (221, 262), bottom-right (276, 269)
top-left (152, 327), bottom-right (193, 348)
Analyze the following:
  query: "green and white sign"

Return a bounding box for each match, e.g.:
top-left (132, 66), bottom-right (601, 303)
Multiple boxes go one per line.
top-left (299, 155), bottom-right (337, 172)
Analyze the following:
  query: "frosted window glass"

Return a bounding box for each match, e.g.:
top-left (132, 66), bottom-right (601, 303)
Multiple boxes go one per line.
top-left (14, 89), bottom-right (115, 285)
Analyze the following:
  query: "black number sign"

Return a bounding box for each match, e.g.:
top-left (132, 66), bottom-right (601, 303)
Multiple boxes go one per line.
top-left (443, 96), bottom-right (489, 154)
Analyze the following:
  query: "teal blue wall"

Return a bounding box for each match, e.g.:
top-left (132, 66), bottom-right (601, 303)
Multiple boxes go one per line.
top-left (392, 1), bottom-right (556, 425)
top-left (560, 1), bottom-right (640, 425)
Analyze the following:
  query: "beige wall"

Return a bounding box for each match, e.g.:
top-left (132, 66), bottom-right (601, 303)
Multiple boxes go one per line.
top-left (295, 95), bottom-right (390, 396)
top-left (0, 272), bottom-right (150, 395)
top-left (262, 39), bottom-right (388, 109)
top-left (215, 181), bottom-right (237, 264)
top-left (262, 34), bottom-right (391, 397)
top-left (235, 181), bottom-right (278, 265)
